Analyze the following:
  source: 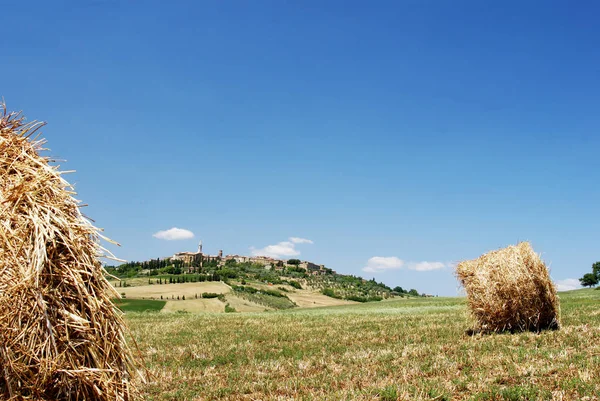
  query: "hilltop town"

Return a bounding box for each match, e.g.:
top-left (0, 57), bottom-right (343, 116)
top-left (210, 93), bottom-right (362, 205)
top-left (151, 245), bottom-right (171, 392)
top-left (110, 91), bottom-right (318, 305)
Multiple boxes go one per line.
top-left (105, 240), bottom-right (421, 305)
top-left (172, 240), bottom-right (336, 276)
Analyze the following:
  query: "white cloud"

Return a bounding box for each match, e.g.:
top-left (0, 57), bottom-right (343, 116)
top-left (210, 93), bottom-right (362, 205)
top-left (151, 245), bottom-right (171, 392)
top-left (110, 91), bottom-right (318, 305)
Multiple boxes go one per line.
top-left (251, 237), bottom-right (314, 258)
top-left (363, 257), bottom-right (405, 273)
top-left (289, 237), bottom-right (314, 244)
top-left (152, 227), bottom-right (195, 241)
top-left (251, 241), bottom-right (300, 258)
top-left (554, 278), bottom-right (581, 292)
top-left (363, 257), bottom-right (447, 273)
top-left (406, 261), bottom-right (446, 271)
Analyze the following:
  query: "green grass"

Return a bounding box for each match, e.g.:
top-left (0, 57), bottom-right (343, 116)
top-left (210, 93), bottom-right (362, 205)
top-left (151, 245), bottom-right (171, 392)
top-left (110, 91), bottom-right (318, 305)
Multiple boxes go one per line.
top-left (113, 298), bottom-right (166, 312)
top-left (125, 289), bottom-right (600, 400)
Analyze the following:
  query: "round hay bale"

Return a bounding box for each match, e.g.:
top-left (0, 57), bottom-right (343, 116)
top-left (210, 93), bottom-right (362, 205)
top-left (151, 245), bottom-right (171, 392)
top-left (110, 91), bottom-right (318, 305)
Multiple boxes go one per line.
top-left (0, 106), bottom-right (136, 400)
top-left (455, 242), bottom-right (560, 333)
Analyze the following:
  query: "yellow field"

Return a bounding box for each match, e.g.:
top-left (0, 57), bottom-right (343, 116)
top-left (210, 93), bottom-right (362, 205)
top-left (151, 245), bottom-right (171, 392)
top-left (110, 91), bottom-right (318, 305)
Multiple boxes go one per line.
top-left (245, 282), bottom-right (356, 308)
top-left (114, 281), bottom-right (276, 313)
top-left (286, 290), bottom-right (357, 308)
top-left (115, 282), bottom-right (230, 300)
top-left (160, 295), bottom-right (270, 313)
top-left (161, 298), bottom-right (225, 313)
top-left (224, 295), bottom-right (270, 312)
top-left (113, 280), bottom-right (357, 313)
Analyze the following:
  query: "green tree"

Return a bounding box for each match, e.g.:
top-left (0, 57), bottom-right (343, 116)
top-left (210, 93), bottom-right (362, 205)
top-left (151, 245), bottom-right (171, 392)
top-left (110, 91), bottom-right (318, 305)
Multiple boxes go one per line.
top-left (288, 280), bottom-right (302, 290)
top-left (287, 259), bottom-right (301, 266)
top-left (408, 289), bottom-right (419, 296)
top-left (580, 273), bottom-right (599, 288)
top-left (593, 262), bottom-right (600, 281)
top-left (393, 286), bottom-right (405, 294)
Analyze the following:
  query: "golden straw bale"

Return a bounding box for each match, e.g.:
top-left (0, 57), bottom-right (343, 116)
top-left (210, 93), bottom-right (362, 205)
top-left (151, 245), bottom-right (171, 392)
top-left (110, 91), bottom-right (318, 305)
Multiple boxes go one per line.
top-left (0, 105), bottom-right (136, 400)
top-left (456, 242), bottom-right (560, 333)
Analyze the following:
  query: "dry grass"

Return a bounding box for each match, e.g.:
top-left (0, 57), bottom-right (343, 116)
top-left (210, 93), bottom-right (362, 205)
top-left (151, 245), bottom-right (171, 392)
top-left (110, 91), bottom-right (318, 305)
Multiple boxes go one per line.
top-left (456, 242), bottom-right (560, 333)
top-left (285, 289), bottom-right (357, 308)
top-left (218, 295), bottom-right (269, 313)
top-left (116, 282), bottom-right (230, 300)
top-left (161, 299), bottom-right (226, 314)
top-left (0, 106), bottom-right (136, 400)
top-left (126, 289), bottom-right (600, 400)
top-left (155, 295), bottom-right (268, 314)
top-left (115, 282), bottom-right (272, 313)
top-left (238, 282), bottom-right (356, 308)
top-left (115, 281), bottom-right (357, 312)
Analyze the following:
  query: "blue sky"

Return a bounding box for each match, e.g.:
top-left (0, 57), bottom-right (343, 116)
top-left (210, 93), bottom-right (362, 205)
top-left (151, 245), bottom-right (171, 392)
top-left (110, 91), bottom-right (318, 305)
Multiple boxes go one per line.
top-left (2, 1), bottom-right (598, 295)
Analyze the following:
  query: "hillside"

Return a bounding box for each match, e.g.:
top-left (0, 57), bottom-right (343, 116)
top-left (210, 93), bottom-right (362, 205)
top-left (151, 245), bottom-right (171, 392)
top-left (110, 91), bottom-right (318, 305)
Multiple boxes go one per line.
top-left (106, 257), bottom-right (423, 312)
top-left (111, 279), bottom-right (362, 314)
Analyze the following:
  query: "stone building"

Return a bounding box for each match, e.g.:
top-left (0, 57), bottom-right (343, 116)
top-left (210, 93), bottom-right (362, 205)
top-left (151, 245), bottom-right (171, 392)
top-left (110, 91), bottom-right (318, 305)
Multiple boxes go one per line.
top-left (172, 241), bottom-right (334, 275)
top-left (172, 241), bottom-right (222, 271)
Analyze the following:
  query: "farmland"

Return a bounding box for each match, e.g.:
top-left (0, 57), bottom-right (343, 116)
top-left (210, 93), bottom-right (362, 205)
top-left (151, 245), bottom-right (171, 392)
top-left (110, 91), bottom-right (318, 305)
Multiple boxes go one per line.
top-left (110, 279), bottom-right (358, 313)
top-left (124, 288), bottom-right (600, 400)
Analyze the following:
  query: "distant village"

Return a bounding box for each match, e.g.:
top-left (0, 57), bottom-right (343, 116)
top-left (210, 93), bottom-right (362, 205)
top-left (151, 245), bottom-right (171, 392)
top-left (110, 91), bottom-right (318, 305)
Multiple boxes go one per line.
top-left (172, 240), bottom-right (336, 276)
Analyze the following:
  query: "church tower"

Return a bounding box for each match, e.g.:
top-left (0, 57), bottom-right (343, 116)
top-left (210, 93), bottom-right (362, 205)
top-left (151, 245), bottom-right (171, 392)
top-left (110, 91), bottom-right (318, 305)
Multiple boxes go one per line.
top-left (198, 240), bottom-right (203, 254)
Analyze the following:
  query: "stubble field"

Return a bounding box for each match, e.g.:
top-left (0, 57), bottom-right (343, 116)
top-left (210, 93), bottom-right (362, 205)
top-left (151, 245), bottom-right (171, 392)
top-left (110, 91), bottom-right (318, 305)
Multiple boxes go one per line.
top-left (126, 289), bottom-right (600, 401)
